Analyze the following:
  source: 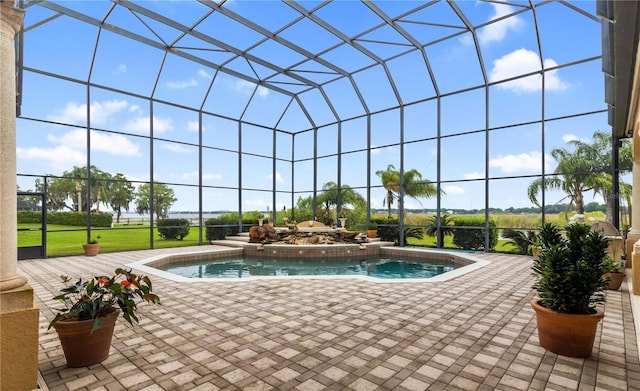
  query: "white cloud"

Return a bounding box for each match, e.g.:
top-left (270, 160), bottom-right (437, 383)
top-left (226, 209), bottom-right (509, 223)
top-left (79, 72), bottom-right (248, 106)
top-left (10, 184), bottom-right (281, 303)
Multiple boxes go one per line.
top-left (17, 145), bottom-right (85, 172)
top-left (117, 64), bottom-right (127, 73)
top-left (443, 185), bottom-right (465, 195)
top-left (162, 144), bottom-right (190, 153)
top-left (166, 79), bottom-right (198, 89)
top-left (123, 117), bottom-right (150, 133)
top-left (268, 172), bottom-right (284, 183)
top-left (256, 86), bottom-right (269, 98)
top-left (187, 120), bottom-right (199, 132)
top-left (459, 3), bottom-right (523, 46)
top-left (490, 49), bottom-right (568, 93)
top-left (478, 3), bottom-right (524, 45)
top-left (181, 170), bottom-right (217, 180)
top-left (463, 172), bottom-right (485, 180)
top-left (18, 129), bottom-right (140, 173)
top-left (198, 69), bottom-right (212, 80)
top-left (153, 117), bottom-right (174, 133)
top-left (91, 132), bottom-right (141, 156)
top-left (47, 129), bottom-right (140, 157)
top-left (123, 116), bottom-right (174, 134)
top-left (49, 99), bottom-right (128, 126)
top-left (179, 172), bottom-right (196, 180)
top-left (235, 80), bottom-right (269, 98)
top-left (561, 134), bottom-right (589, 143)
top-left (203, 173), bottom-right (223, 180)
top-left (489, 151), bottom-right (548, 174)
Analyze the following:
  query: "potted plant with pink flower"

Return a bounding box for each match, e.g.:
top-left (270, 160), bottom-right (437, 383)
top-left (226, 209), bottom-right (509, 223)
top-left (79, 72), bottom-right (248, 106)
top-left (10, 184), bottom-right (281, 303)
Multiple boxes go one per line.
top-left (48, 268), bottom-right (161, 367)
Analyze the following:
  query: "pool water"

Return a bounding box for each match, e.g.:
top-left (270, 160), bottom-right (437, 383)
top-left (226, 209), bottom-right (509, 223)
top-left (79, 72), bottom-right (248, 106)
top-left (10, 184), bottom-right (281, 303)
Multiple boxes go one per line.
top-left (157, 255), bottom-right (459, 279)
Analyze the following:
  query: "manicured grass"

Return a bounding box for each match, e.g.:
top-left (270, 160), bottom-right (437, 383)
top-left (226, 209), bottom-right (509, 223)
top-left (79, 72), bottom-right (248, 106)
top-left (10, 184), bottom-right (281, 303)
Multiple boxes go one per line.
top-left (19, 224), bottom-right (205, 257)
top-left (19, 218), bottom-right (525, 258)
top-left (406, 235), bottom-right (520, 254)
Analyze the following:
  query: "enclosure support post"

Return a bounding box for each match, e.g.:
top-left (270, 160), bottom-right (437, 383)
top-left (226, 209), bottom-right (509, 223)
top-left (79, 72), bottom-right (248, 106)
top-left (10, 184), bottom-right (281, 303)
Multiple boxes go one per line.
top-left (0, 3), bottom-right (39, 390)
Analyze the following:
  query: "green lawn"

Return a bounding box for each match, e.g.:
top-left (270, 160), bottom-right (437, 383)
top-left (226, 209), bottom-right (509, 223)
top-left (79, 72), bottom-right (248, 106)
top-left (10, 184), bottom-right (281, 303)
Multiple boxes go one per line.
top-left (406, 235), bottom-right (520, 254)
top-left (18, 224), bottom-right (205, 257)
top-left (19, 223), bottom-right (521, 258)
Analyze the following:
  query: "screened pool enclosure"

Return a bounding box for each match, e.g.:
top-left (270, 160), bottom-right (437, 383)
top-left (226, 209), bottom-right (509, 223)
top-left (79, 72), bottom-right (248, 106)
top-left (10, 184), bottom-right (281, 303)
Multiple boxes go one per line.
top-left (15, 0), bottom-right (620, 254)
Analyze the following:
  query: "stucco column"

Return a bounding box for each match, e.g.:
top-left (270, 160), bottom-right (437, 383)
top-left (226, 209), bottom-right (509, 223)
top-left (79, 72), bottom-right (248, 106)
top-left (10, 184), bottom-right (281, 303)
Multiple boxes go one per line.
top-left (0, 4), bottom-right (39, 391)
top-left (626, 133), bottom-right (640, 267)
top-left (0, 2), bottom-right (26, 292)
top-left (633, 242), bottom-right (640, 296)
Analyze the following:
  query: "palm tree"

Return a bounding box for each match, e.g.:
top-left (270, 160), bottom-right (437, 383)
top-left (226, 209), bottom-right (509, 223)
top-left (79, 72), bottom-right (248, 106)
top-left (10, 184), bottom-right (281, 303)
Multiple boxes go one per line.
top-left (375, 164), bottom-right (438, 218)
top-left (528, 130), bottom-right (632, 222)
top-left (502, 229), bottom-right (539, 255)
top-left (566, 130), bottom-right (632, 223)
top-left (527, 147), bottom-right (598, 221)
top-left (316, 181), bottom-right (366, 225)
top-left (425, 214), bottom-right (455, 248)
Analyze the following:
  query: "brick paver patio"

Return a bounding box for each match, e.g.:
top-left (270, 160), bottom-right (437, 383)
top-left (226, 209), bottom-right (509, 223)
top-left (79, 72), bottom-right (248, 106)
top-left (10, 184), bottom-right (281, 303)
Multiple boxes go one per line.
top-left (18, 246), bottom-right (640, 391)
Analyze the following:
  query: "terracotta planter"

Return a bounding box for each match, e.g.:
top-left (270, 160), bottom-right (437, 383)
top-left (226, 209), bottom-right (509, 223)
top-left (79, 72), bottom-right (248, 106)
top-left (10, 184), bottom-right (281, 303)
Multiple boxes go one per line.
top-left (53, 310), bottom-right (119, 367)
top-left (367, 229), bottom-right (377, 238)
top-left (82, 243), bottom-right (100, 256)
top-left (606, 272), bottom-right (625, 290)
top-left (532, 246), bottom-right (542, 261)
top-left (530, 300), bottom-right (603, 358)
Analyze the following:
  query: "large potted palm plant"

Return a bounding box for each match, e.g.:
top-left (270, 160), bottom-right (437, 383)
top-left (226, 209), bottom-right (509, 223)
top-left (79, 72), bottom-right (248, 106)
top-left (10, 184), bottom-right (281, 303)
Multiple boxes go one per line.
top-left (530, 222), bottom-right (609, 358)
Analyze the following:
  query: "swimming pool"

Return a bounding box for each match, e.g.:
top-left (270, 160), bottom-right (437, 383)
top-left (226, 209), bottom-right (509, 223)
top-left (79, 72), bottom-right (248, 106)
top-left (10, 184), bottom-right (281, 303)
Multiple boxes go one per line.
top-left (126, 245), bottom-right (490, 283)
top-left (156, 255), bottom-right (459, 279)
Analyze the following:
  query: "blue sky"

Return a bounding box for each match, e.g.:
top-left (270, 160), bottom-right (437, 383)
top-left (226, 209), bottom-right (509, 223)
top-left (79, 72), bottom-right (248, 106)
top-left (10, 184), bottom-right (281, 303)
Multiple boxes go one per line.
top-left (15, 1), bottom-right (616, 214)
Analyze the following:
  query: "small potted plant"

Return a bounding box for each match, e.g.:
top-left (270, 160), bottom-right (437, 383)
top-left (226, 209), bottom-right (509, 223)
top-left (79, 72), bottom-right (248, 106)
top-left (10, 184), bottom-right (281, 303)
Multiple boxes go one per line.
top-left (82, 235), bottom-right (101, 256)
top-left (530, 222), bottom-right (609, 358)
top-left (48, 268), bottom-right (161, 367)
top-left (603, 256), bottom-right (625, 290)
top-left (366, 223), bottom-right (378, 238)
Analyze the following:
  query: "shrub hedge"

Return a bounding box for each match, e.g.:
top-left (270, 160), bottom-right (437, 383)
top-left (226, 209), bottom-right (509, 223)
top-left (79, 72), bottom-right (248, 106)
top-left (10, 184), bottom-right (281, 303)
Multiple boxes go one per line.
top-left (18, 211), bottom-right (113, 227)
top-left (204, 214), bottom-right (259, 241)
top-left (157, 218), bottom-right (191, 240)
top-left (452, 217), bottom-right (497, 250)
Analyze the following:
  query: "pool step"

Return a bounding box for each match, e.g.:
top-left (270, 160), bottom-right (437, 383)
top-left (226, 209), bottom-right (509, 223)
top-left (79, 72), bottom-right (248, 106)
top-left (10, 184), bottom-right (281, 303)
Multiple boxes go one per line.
top-left (226, 235), bottom-right (250, 242)
top-left (230, 233), bottom-right (383, 242)
top-left (210, 239), bottom-right (250, 248)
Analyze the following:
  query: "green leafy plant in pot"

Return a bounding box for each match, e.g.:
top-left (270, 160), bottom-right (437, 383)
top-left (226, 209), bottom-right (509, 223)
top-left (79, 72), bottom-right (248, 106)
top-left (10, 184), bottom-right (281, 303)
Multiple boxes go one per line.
top-left (603, 255), bottom-right (625, 291)
top-left (82, 235), bottom-right (101, 256)
top-left (48, 268), bottom-right (161, 367)
top-left (530, 222), bottom-right (609, 358)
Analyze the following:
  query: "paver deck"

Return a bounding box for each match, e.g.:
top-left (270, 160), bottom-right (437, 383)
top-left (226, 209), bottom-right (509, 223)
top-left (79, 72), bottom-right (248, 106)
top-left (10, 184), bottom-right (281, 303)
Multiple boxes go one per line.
top-left (18, 246), bottom-right (640, 391)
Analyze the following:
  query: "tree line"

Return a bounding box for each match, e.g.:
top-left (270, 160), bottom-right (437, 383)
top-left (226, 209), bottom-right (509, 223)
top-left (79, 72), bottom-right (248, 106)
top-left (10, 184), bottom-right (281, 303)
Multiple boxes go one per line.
top-left (24, 166), bottom-right (176, 222)
top-left (297, 130), bottom-right (631, 226)
top-left (19, 130), bottom-right (630, 226)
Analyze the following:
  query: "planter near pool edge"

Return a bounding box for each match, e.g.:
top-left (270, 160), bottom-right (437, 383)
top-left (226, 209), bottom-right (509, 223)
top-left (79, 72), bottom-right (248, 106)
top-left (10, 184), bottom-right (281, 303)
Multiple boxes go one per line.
top-left (606, 271), bottom-right (625, 290)
top-left (530, 300), bottom-right (604, 358)
top-left (82, 243), bottom-right (100, 256)
top-left (53, 310), bottom-right (119, 367)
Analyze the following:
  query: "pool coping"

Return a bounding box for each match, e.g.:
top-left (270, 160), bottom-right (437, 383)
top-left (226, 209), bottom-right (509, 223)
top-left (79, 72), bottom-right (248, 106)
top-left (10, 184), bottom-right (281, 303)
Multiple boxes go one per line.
top-left (126, 245), bottom-right (491, 284)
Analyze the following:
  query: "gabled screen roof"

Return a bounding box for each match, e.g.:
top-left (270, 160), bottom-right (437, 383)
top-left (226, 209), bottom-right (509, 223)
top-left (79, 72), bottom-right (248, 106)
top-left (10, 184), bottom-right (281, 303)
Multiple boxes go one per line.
top-left (19, 0), bottom-right (602, 134)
